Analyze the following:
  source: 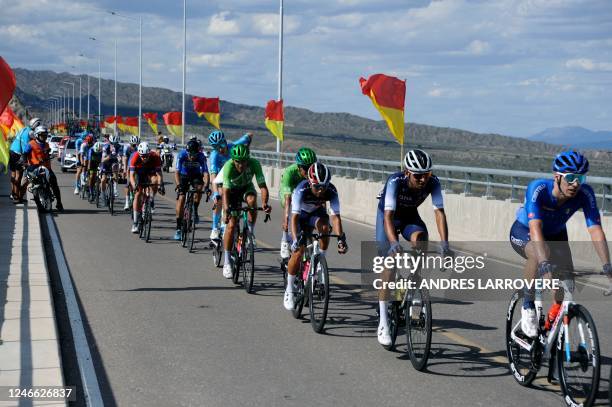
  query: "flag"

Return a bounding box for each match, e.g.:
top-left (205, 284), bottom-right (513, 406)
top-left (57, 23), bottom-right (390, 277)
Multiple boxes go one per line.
top-left (0, 57), bottom-right (16, 115)
top-left (0, 106), bottom-right (15, 137)
top-left (79, 120), bottom-right (87, 129)
top-left (104, 116), bottom-right (117, 133)
top-left (359, 74), bottom-right (406, 144)
top-left (264, 99), bottom-right (284, 141)
top-left (192, 96), bottom-right (220, 129)
top-left (143, 112), bottom-right (159, 135)
top-left (10, 114), bottom-right (24, 137)
top-left (116, 116), bottom-right (128, 132)
top-left (163, 111), bottom-right (183, 137)
top-left (124, 116), bottom-right (139, 135)
top-left (0, 126), bottom-right (8, 174)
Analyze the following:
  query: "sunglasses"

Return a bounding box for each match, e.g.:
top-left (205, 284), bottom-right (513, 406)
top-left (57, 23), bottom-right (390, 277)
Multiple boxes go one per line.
top-left (410, 171), bottom-right (431, 180)
top-left (558, 173), bottom-right (586, 184)
top-left (311, 184), bottom-right (328, 190)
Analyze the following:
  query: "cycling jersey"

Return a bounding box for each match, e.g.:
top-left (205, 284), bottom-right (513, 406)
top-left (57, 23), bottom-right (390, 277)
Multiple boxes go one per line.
top-left (129, 151), bottom-right (162, 174)
top-left (79, 142), bottom-right (91, 158)
top-left (221, 157), bottom-right (266, 189)
top-left (280, 164), bottom-right (305, 208)
top-left (9, 127), bottom-right (32, 154)
top-left (102, 144), bottom-right (118, 161)
top-left (291, 180), bottom-right (340, 215)
top-left (122, 144), bottom-right (134, 157)
top-left (378, 172), bottom-right (444, 215)
top-left (208, 134), bottom-right (251, 174)
top-left (88, 149), bottom-right (102, 163)
top-left (23, 140), bottom-right (51, 169)
top-left (516, 179), bottom-right (600, 235)
top-left (176, 150), bottom-right (208, 177)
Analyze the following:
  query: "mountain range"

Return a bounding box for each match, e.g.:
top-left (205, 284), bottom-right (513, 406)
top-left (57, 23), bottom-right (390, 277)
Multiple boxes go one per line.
top-left (530, 126), bottom-right (612, 150)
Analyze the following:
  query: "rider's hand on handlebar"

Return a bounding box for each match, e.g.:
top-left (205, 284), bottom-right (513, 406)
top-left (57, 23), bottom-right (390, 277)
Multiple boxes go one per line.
top-left (263, 203), bottom-right (271, 214)
top-left (537, 260), bottom-right (555, 278)
top-left (387, 241), bottom-right (402, 256)
top-left (337, 233), bottom-right (348, 254)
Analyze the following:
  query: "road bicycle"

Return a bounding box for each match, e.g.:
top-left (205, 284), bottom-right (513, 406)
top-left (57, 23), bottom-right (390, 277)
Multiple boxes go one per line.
top-left (289, 232), bottom-right (341, 334)
top-left (180, 187), bottom-right (210, 253)
top-left (137, 183), bottom-right (159, 243)
top-left (505, 272), bottom-right (600, 407)
top-left (227, 206), bottom-right (270, 293)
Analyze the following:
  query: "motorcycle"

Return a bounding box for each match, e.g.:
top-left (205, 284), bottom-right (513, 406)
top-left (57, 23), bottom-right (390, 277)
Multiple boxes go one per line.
top-left (161, 147), bottom-right (174, 172)
top-left (26, 165), bottom-right (55, 212)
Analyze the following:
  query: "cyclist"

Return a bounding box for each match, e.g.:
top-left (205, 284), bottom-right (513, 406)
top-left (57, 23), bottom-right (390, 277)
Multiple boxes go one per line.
top-left (9, 117), bottom-right (40, 203)
top-left (129, 142), bottom-right (164, 233)
top-left (208, 130), bottom-right (252, 241)
top-left (74, 133), bottom-right (93, 195)
top-left (510, 151), bottom-right (611, 338)
top-left (375, 149), bottom-right (451, 346)
top-left (279, 148), bottom-right (318, 259)
top-left (173, 140), bottom-right (211, 240)
top-left (22, 126), bottom-right (64, 211)
top-left (77, 135), bottom-right (94, 195)
top-left (122, 135), bottom-right (140, 210)
top-left (86, 141), bottom-right (104, 203)
top-left (283, 163), bottom-right (348, 310)
top-left (100, 135), bottom-right (120, 200)
top-left (221, 144), bottom-right (270, 278)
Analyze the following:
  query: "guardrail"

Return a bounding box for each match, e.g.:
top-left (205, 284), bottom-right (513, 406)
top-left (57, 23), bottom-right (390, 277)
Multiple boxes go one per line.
top-left (247, 149), bottom-right (612, 215)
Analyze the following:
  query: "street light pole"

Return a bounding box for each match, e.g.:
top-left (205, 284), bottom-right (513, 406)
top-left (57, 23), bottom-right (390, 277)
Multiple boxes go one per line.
top-left (114, 39), bottom-right (117, 136)
top-left (63, 81), bottom-right (75, 118)
top-left (182, 0), bottom-right (186, 146)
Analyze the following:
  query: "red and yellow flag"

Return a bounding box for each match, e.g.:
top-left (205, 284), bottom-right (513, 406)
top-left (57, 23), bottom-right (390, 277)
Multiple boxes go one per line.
top-left (10, 114), bottom-right (24, 136)
top-left (0, 125), bottom-right (9, 174)
top-left (123, 116), bottom-right (139, 135)
top-left (0, 57), bottom-right (16, 115)
top-left (116, 116), bottom-right (128, 132)
top-left (0, 106), bottom-right (15, 137)
top-left (163, 111), bottom-right (183, 137)
top-left (264, 99), bottom-right (284, 141)
top-left (142, 112), bottom-right (159, 135)
top-left (359, 74), bottom-right (406, 144)
top-left (192, 96), bottom-right (220, 129)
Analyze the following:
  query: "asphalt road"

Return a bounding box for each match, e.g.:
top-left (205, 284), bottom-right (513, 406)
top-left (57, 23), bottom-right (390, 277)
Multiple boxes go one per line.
top-left (47, 166), bottom-right (612, 407)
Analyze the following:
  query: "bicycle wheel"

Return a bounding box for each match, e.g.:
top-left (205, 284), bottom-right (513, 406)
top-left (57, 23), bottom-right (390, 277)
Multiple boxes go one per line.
top-left (181, 203), bottom-right (189, 248)
top-left (189, 202), bottom-right (197, 253)
top-left (505, 290), bottom-right (538, 386)
top-left (557, 304), bottom-right (600, 407)
top-left (95, 181), bottom-right (101, 208)
top-left (212, 240), bottom-right (222, 268)
top-left (383, 301), bottom-right (401, 351)
top-left (406, 280), bottom-right (432, 371)
top-left (242, 231), bottom-right (255, 293)
top-left (231, 249), bottom-right (240, 284)
top-left (145, 203), bottom-right (152, 243)
top-left (292, 272), bottom-right (305, 319)
top-left (308, 256), bottom-right (330, 333)
top-left (108, 182), bottom-right (114, 215)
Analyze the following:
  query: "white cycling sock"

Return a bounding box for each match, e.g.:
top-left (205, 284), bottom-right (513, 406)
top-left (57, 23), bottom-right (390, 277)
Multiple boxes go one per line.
top-left (286, 274), bottom-right (296, 293)
top-left (133, 211), bottom-right (140, 223)
top-left (379, 301), bottom-right (388, 327)
top-left (282, 231), bottom-right (289, 242)
top-left (224, 251), bottom-right (230, 265)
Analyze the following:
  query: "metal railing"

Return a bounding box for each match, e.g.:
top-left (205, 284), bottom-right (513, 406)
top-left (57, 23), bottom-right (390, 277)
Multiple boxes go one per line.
top-left (247, 149), bottom-right (612, 215)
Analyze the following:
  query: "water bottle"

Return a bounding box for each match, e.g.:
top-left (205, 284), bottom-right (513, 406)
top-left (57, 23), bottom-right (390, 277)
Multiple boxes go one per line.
top-left (302, 260), bottom-right (310, 281)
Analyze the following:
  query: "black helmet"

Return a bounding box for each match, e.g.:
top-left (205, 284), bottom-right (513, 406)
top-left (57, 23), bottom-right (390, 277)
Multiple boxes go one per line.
top-left (186, 139), bottom-right (199, 155)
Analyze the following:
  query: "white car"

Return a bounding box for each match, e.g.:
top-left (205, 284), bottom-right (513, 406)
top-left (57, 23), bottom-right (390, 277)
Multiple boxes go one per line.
top-left (48, 135), bottom-right (63, 157)
top-left (60, 140), bottom-right (78, 172)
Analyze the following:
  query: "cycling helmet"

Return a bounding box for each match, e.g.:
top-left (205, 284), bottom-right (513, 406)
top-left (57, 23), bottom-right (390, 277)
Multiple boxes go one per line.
top-left (33, 126), bottom-right (49, 141)
top-left (553, 151), bottom-right (589, 174)
top-left (308, 162), bottom-right (331, 186)
top-left (163, 136), bottom-right (169, 143)
top-left (92, 141), bottom-right (104, 153)
top-left (404, 149), bottom-right (432, 174)
top-left (109, 134), bottom-right (120, 144)
top-left (29, 117), bottom-right (41, 129)
top-left (129, 135), bottom-right (140, 145)
top-left (85, 135), bottom-right (94, 144)
top-left (186, 140), bottom-right (199, 155)
top-left (230, 144), bottom-right (249, 161)
top-left (295, 147), bottom-right (317, 166)
top-left (137, 141), bottom-right (151, 155)
top-left (208, 130), bottom-right (226, 146)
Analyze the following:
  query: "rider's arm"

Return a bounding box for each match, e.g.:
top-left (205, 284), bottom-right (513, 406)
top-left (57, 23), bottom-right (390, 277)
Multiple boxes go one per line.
top-left (430, 179), bottom-right (449, 243)
top-left (331, 214), bottom-right (343, 238)
top-left (528, 219), bottom-right (549, 263)
top-left (260, 185), bottom-right (269, 207)
top-left (290, 213), bottom-right (299, 243)
top-left (580, 185), bottom-right (610, 265)
top-left (283, 196), bottom-right (291, 231)
top-left (129, 170), bottom-right (137, 189)
top-left (434, 209), bottom-right (449, 242)
top-left (525, 181), bottom-right (549, 263)
top-left (588, 226), bottom-right (611, 265)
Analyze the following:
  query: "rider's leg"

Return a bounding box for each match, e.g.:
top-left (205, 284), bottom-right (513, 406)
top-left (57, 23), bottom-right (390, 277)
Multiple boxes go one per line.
top-left (223, 215), bottom-right (238, 265)
top-left (48, 169), bottom-right (63, 208)
top-left (285, 245), bottom-right (306, 309)
top-left (193, 181), bottom-right (204, 220)
top-left (176, 179), bottom-right (186, 232)
top-left (245, 192), bottom-right (258, 234)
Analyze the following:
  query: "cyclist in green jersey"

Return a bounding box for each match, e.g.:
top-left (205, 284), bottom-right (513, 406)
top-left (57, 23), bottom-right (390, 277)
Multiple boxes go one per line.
top-left (221, 144), bottom-right (272, 278)
top-left (279, 148), bottom-right (317, 259)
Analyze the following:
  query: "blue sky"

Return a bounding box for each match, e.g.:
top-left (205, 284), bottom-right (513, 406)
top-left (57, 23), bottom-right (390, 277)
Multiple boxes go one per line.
top-left (1, 0), bottom-right (611, 137)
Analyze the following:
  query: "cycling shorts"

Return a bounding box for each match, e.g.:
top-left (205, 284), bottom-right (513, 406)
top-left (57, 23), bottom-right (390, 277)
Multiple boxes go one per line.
top-left (177, 174), bottom-right (204, 194)
top-left (375, 209), bottom-right (428, 256)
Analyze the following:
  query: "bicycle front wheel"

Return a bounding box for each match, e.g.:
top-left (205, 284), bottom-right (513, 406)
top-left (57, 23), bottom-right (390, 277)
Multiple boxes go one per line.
top-left (406, 285), bottom-right (432, 371)
top-left (308, 256), bottom-right (330, 333)
top-left (383, 301), bottom-right (401, 351)
top-left (242, 233), bottom-right (255, 293)
top-left (145, 204), bottom-right (152, 243)
top-left (108, 183), bottom-right (114, 215)
top-left (505, 290), bottom-right (537, 386)
top-left (189, 204), bottom-right (197, 253)
top-left (212, 241), bottom-right (222, 268)
top-left (557, 304), bottom-right (600, 407)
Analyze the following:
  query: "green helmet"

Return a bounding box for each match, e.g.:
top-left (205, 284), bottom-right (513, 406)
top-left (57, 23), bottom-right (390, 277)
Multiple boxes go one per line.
top-left (295, 147), bottom-right (317, 166)
top-left (230, 144), bottom-right (250, 161)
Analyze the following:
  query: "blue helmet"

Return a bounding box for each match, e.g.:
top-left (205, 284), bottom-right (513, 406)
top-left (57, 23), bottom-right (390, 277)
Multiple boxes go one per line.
top-left (208, 130), bottom-right (226, 147)
top-left (553, 151), bottom-right (589, 174)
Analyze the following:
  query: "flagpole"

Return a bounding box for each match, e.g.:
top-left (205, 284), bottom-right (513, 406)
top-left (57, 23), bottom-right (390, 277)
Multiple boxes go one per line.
top-left (181, 0), bottom-right (186, 146)
top-left (98, 57), bottom-right (101, 122)
top-left (114, 40), bottom-right (117, 136)
top-left (276, 0), bottom-right (284, 167)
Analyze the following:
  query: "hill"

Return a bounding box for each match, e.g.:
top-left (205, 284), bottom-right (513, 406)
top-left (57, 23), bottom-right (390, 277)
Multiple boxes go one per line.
top-left (530, 126), bottom-right (612, 150)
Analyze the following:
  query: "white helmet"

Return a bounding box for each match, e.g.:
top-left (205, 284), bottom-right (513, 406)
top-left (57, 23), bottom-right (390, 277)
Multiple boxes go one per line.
top-left (33, 125), bottom-right (49, 140)
top-left (93, 141), bottom-right (104, 153)
top-left (29, 117), bottom-right (41, 129)
top-left (109, 134), bottom-right (120, 143)
top-left (137, 141), bottom-right (151, 155)
top-left (129, 135), bottom-right (140, 145)
top-left (403, 149), bottom-right (432, 174)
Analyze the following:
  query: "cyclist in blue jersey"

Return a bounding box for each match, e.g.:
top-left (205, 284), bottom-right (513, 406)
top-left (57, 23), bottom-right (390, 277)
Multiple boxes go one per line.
top-left (510, 151), bottom-right (611, 338)
top-left (9, 117), bottom-right (40, 202)
top-left (75, 135), bottom-right (94, 195)
top-left (173, 140), bottom-right (210, 240)
top-left (122, 136), bottom-right (140, 210)
top-left (99, 135), bottom-right (121, 200)
top-left (375, 149), bottom-right (451, 347)
top-left (207, 130), bottom-right (251, 240)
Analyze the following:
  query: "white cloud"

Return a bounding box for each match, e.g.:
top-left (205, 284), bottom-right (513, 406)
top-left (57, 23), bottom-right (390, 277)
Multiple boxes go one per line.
top-left (207, 12), bottom-right (240, 36)
top-left (466, 40), bottom-right (491, 55)
top-left (251, 14), bottom-right (301, 36)
top-left (427, 87), bottom-right (460, 98)
top-left (566, 58), bottom-right (612, 72)
top-left (189, 52), bottom-right (245, 68)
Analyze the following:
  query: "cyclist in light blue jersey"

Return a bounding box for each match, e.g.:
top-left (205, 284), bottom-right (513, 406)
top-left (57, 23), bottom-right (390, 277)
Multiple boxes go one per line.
top-left (207, 130), bottom-right (251, 240)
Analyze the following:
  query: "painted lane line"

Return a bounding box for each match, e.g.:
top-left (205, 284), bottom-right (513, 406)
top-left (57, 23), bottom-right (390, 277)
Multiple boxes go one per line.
top-left (46, 215), bottom-right (104, 407)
